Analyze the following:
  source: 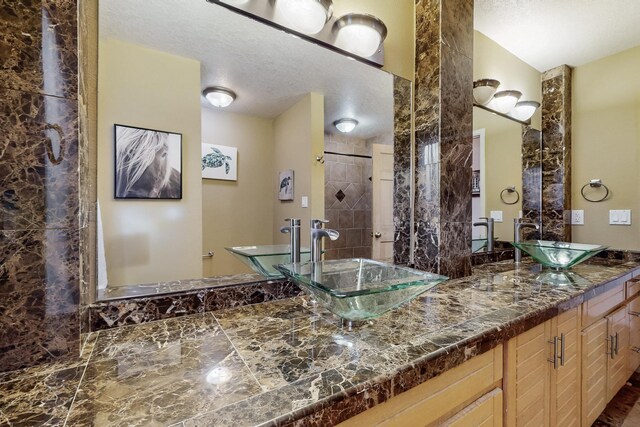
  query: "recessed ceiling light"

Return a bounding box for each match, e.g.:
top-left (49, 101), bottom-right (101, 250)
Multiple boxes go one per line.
top-left (333, 13), bottom-right (387, 58)
top-left (277, 0), bottom-right (333, 35)
top-left (334, 118), bottom-right (358, 133)
top-left (203, 87), bottom-right (236, 108)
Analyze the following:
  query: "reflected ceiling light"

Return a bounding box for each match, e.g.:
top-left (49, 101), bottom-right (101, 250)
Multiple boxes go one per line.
top-left (333, 13), bottom-right (387, 58)
top-left (205, 367), bottom-right (233, 385)
top-left (203, 87), bottom-right (236, 108)
top-left (510, 100), bottom-right (540, 121)
top-left (334, 118), bottom-right (358, 133)
top-left (277, 0), bottom-right (333, 35)
top-left (473, 79), bottom-right (500, 106)
top-left (489, 90), bottom-right (522, 114)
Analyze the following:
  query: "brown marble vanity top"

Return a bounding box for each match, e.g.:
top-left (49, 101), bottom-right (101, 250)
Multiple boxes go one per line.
top-left (2, 257), bottom-right (640, 426)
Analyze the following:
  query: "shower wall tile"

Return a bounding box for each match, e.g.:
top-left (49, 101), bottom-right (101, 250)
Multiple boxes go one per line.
top-left (0, 0), bottom-right (78, 99)
top-left (0, 228), bottom-right (80, 370)
top-left (541, 65), bottom-right (572, 241)
top-left (413, 0), bottom-right (473, 277)
top-left (0, 87), bottom-right (79, 231)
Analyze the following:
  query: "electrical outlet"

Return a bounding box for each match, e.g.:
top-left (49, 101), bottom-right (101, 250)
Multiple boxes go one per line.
top-left (571, 210), bottom-right (584, 225)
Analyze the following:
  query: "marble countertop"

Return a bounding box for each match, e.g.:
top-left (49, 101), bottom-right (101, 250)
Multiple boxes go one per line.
top-left (2, 258), bottom-right (640, 426)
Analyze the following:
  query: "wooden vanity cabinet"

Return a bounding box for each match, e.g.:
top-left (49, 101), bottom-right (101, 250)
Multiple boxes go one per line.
top-left (338, 345), bottom-right (503, 427)
top-left (628, 295), bottom-right (640, 375)
top-left (504, 307), bottom-right (581, 427)
top-left (580, 280), bottom-right (632, 427)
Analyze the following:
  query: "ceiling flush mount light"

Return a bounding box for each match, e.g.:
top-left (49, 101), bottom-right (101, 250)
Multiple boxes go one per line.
top-left (473, 79), bottom-right (500, 106)
top-left (334, 118), bottom-right (358, 133)
top-left (333, 13), bottom-right (387, 58)
top-left (510, 100), bottom-right (540, 121)
top-left (490, 90), bottom-right (522, 114)
top-left (203, 87), bottom-right (236, 108)
top-left (277, 0), bottom-right (333, 35)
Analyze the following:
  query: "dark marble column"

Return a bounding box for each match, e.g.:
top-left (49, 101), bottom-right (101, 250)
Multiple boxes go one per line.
top-left (541, 65), bottom-right (572, 241)
top-left (521, 126), bottom-right (542, 240)
top-left (393, 76), bottom-right (413, 265)
top-left (414, 0), bottom-right (473, 278)
top-left (0, 0), bottom-right (80, 372)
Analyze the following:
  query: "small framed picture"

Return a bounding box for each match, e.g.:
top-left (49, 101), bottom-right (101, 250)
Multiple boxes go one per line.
top-left (114, 124), bottom-right (182, 199)
top-left (201, 144), bottom-right (238, 181)
top-left (278, 170), bottom-right (294, 201)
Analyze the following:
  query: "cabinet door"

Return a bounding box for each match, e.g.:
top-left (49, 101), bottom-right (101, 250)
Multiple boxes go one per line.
top-left (550, 307), bottom-right (581, 427)
top-left (581, 317), bottom-right (608, 427)
top-left (629, 296), bottom-right (640, 373)
top-left (606, 305), bottom-right (629, 402)
top-left (505, 321), bottom-right (551, 427)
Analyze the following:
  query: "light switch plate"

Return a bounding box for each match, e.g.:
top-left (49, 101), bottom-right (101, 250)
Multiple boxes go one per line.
top-left (490, 211), bottom-right (503, 223)
top-left (571, 210), bottom-right (584, 225)
top-left (609, 210), bottom-right (632, 225)
top-left (301, 196), bottom-right (309, 208)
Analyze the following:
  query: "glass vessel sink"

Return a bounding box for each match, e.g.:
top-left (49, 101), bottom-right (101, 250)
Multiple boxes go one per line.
top-left (275, 259), bottom-right (448, 321)
top-left (472, 238), bottom-right (487, 253)
top-left (225, 245), bottom-right (311, 278)
top-left (511, 240), bottom-right (608, 269)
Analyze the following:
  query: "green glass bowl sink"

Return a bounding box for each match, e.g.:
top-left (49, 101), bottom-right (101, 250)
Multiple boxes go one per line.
top-left (226, 245), bottom-right (312, 278)
top-left (275, 259), bottom-right (448, 321)
top-left (511, 240), bottom-right (608, 269)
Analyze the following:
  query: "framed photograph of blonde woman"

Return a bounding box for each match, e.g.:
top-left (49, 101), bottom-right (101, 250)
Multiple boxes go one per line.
top-left (114, 124), bottom-right (182, 199)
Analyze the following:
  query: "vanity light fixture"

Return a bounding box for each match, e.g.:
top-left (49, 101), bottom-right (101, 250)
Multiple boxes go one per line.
top-left (473, 79), bottom-right (500, 105)
top-left (203, 87), bottom-right (236, 108)
top-left (510, 100), bottom-right (540, 121)
top-left (489, 90), bottom-right (522, 114)
top-left (277, 0), bottom-right (333, 35)
top-left (220, 0), bottom-right (251, 5)
top-left (333, 13), bottom-right (387, 58)
top-left (334, 118), bottom-right (358, 133)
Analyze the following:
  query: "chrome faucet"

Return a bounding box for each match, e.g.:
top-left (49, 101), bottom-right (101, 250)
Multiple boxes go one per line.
top-left (280, 218), bottom-right (301, 263)
top-left (310, 219), bottom-right (339, 262)
top-left (513, 218), bottom-right (540, 263)
top-left (473, 217), bottom-right (495, 252)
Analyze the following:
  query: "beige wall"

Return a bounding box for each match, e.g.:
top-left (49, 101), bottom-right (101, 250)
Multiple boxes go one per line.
top-left (272, 93), bottom-right (325, 246)
top-left (335, 0), bottom-right (415, 81)
top-left (201, 109), bottom-right (275, 276)
top-left (97, 39), bottom-right (202, 286)
top-left (473, 31), bottom-right (541, 240)
top-left (572, 46), bottom-right (640, 250)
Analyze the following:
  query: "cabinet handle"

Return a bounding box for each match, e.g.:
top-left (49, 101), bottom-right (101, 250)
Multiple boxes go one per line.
top-left (609, 335), bottom-right (616, 359)
top-left (632, 346), bottom-right (640, 353)
top-left (615, 332), bottom-right (619, 356)
top-left (630, 311), bottom-right (640, 317)
top-left (559, 333), bottom-right (566, 367)
top-left (548, 336), bottom-right (559, 369)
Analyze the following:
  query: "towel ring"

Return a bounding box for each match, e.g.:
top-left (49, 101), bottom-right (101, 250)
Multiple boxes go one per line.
top-left (500, 186), bottom-right (520, 205)
top-left (581, 179), bottom-right (609, 202)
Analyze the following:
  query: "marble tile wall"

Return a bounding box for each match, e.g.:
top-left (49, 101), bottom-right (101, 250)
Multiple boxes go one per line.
top-left (414, 0), bottom-right (474, 278)
top-left (541, 65), bottom-right (572, 241)
top-left (0, 0), bottom-right (81, 372)
top-left (522, 125), bottom-right (543, 240)
top-left (393, 76), bottom-right (413, 265)
top-left (324, 134), bottom-right (373, 260)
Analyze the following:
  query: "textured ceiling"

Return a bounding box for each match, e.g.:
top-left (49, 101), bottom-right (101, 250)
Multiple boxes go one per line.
top-left (475, 0), bottom-right (640, 72)
top-left (99, 0), bottom-right (396, 139)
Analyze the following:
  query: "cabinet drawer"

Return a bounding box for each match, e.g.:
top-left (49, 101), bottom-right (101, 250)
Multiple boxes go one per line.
top-left (582, 282), bottom-right (625, 328)
top-left (630, 296), bottom-right (640, 373)
top-left (627, 278), bottom-right (640, 299)
top-left (339, 345), bottom-right (503, 427)
top-left (442, 388), bottom-right (503, 427)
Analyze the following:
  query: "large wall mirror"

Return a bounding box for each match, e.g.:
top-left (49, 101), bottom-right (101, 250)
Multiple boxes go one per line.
top-left (95, 0), bottom-right (412, 300)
